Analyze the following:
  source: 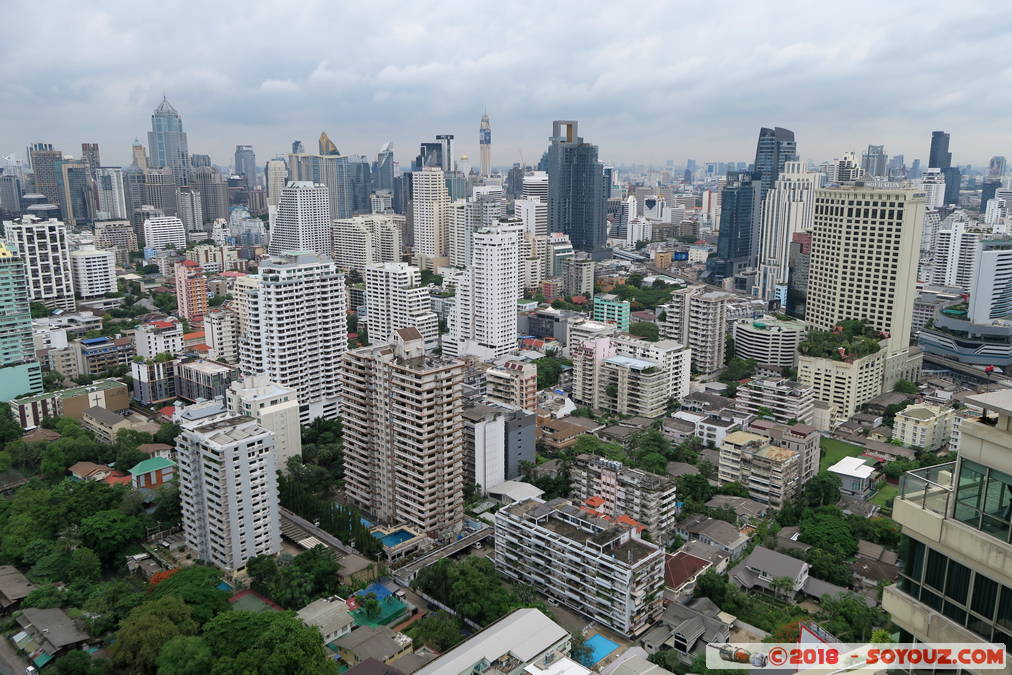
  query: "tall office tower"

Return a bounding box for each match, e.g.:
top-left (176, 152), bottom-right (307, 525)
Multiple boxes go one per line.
top-left (446, 218), bottom-right (522, 360)
top-left (753, 127), bottom-right (798, 200)
top-left (504, 163), bottom-right (523, 197)
top-left (28, 145), bottom-right (63, 213)
top-left (921, 168), bottom-right (947, 209)
top-left (883, 390), bottom-right (1012, 654)
top-left (331, 215), bottom-right (403, 275)
top-left (176, 413), bottom-right (281, 572)
top-left (264, 159), bottom-right (287, 207)
top-left (0, 175), bottom-right (22, 217)
top-left (226, 375), bottom-right (302, 471)
top-left (319, 131), bottom-right (339, 156)
top-left (70, 245), bottom-right (116, 299)
top-left (658, 285), bottom-right (730, 375)
top-left (547, 121), bottom-right (607, 256)
top-left (411, 168), bottom-right (450, 268)
top-left (0, 243), bottom-right (43, 400)
top-left (436, 135), bottom-right (454, 172)
top-left (988, 155), bottom-right (1007, 177)
top-left (479, 113), bottom-right (492, 176)
top-left (234, 145), bottom-right (257, 191)
top-left (861, 145), bottom-right (888, 177)
top-left (942, 166), bottom-right (962, 206)
top-left (342, 327), bottom-right (465, 537)
top-left (142, 216), bottom-right (186, 251)
top-left (981, 179), bottom-right (1002, 211)
top-left (122, 165), bottom-right (145, 218)
top-left (93, 167), bottom-right (127, 219)
top-left (269, 182), bottom-right (331, 256)
top-left (174, 260), bottom-right (209, 323)
top-left (237, 252), bottom-right (347, 422)
top-left (522, 171), bottom-right (549, 200)
top-left (888, 154), bottom-right (907, 178)
top-left (3, 216), bottom-right (75, 310)
top-left (192, 166), bottom-right (229, 223)
top-left (414, 141), bottom-right (443, 171)
top-left (347, 154), bottom-right (372, 213)
top-left (143, 168), bottom-right (178, 215)
top-left (147, 96), bottom-right (190, 185)
top-left (707, 171), bottom-right (761, 280)
top-left (175, 186), bottom-right (204, 232)
top-left (131, 138), bottom-right (148, 170)
top-left (80, 143), bottom-right (100, 174)
top-left (292, 140), bottom-right (304, 154)
top-left (59, 161), bottom-right (94, 225)
top-left (188, 154), bottom-right (210, 168)
top-left (928, 131), bottom-right (951, 169)
top-left (755, 162), bottom-right (821, 303)
top-left (288, 152), bottom-right (353, 219)
top-left (931, 218), bottom-right (982, 291)
top-left (806, 186), bottom-right (925, 352)
top-left (373, 142), bottom-right (394, 192)
top-left (908, 158), bottom-right (922, 179)
top-left (365, 262), bottom-right (439, 350)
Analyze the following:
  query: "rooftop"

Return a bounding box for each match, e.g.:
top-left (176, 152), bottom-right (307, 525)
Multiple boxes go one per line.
top-left (827, 456), bottom-right (876, 479)
top-left (129, 457), bottom-right (176, 475)
top-left (83, 406), bottom-right (126, 426)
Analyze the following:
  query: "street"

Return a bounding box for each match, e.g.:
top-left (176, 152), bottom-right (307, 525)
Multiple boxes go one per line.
top-left (0, 635), bottom-right (28, 675)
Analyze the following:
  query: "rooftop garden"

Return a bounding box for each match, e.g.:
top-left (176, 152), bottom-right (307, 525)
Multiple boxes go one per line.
top-left (798, 320), bottom-right (885, 361)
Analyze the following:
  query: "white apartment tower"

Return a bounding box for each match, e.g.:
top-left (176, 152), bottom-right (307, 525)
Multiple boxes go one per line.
top-left (3, 216), bottom-right (75, 310)
top-left (269, 181), bottom-right (331, 257)
top-left (226, 375), bottom-right (303, 472)
top-left (411, 168), bottom-right (450, 269)
top-left (142, 216), bottom-right (186, 251)
top-left (522, 171), bottom-right (549, 200)
top-left (446, 218), bottom-right (522, 361)
top-left (931, 216), bottom-right (982, 292)
top-left (94, 167), bottom-right (128, 219)
top-left (755, 162), bottom-right (821, 304)
top-left (342, 327), bottom-right (465, 537)
top-left (70, 245), bottom-right (116, 299)
top-left (331, 214), bottom-right (404, 275)
top-left (515, 197), bottom-right (549, 238)
top-left (265, 158), bottom-right (288, 207)
top-left (237, 252), bottom-right (347, 423)
top-left (658, 285), bottom-right (730, 375)
top-left (805, 186), bottom-right (925, 353)
top-left (205, 308), bottom-right (240, 363)
top-left (365, 262), bottom-right (439, 350)
top-left (176, 414), bottom-right (281, 572)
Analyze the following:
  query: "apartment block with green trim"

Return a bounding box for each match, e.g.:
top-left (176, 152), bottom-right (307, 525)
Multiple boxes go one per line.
top-left (0, 243), bottom-right (42, 401)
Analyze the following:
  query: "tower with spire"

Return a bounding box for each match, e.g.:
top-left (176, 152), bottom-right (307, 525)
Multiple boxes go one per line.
top-left (479, 112), bottom-right (491, 176)
top-left (147, 96), bottom-right (190, 185)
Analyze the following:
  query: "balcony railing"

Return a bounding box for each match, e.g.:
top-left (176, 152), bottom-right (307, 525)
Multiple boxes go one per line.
top-left (898, 461), bottom-right (956, 516)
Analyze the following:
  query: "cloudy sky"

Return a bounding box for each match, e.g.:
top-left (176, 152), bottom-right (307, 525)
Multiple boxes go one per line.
top-left (3, 1), bottom-right (1011, 171)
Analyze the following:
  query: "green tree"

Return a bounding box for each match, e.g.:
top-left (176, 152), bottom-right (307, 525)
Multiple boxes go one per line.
top-left (816, 592), bottom-right (886, 642)
top-left (80, 578), bottom-right (146, 636)
top-left (770, 576), bottom-right (795, 600)
top-left (677, 474), bottom-right (716, 503)
top-left (78, 509), bottom-right (144, 564)
top-left (50, 650), bottom-right (109, 674)
top-left (148, 566), bottom-right (230, 626)
top-left (66, 547), bottom-right (102, 583)
top-left (570, 632), bottom-right (593, 666)
top-left (717, 482), bottom-right (750, 498)
top-left (410, 611), bottom-right (461, 650)
top-left (112, 596), bottom-right (198, 674)
top-left (870, 628), bottom-right (894, 643)
top-left (157, 635), bottom-right (214, 675)
top-left (799, 508), bottom-right (858, 558)
top-left (629, 322), bottom-right (659, 341)
top-left (358, 592), bottom-right (381, 618)
top-left (31, 301), bottom-right (51, 318)
top-left (803, 472), bottom-right (841, 507)
top-left (202, 611), bottom-right (338, 674)
top-left (893, 379), bottom-right (918, 394)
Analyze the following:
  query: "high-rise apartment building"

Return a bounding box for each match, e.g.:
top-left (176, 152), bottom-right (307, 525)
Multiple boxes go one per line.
top-left (234, 145), bottom-right (257, 191)
top-left (861, 145), bottom-right (889, 177)
top-left (134, 318), bottom-right (184, 359)
top-left (448, 191), bottom-right (506, 267)
top-left (734, 377), bottom-right (815, 425)
top-left (658, 285), bottom-right (730, 375)
top-left (269, 182), bottom-right (331, 256)
top-left (967, 239), bottom-right (1012, 325)
top-left (93, 167), bottom-right (127, 220)
top-left (94, 220), bottom-right (137, 266)
top-left (175, 186), bottom-right (204, 232)
top-left (479, 113), bottom-right (492, 176)
top-left (921, 168), bottom-right (946, 209)
top-left (264, 158), bottom-right (287, 207)
top-left (288, 152), bottom-right (353, 220)
top-left (411, 168), bottom-right (450, 268)
top-left (753, 126), bottom-right (798, 199)
top-left (226, 375), bottom-right (302, 471)
top-left (522, 171), bottom-right (549, 200)
top-left (0, 243), bottom-right (43, 400)
top-left (932, 218), bottom-right (983, 292)
top-left (515, 196), bottom-right (548, 239)
top-left (365, 262), bottom-right (438, 350)
top-left (69, 245), bottom-right (116, 300)
top-left (3, 216), bottom-right (75, 310)
top-left (731, 315), bottom-right (806, 367)
top-left (883, 390), bottom-right (1012, 653)
top-left (462, 405), bottom-right (536, 493)
top-left (754, 162), bottom-right (820, 303)
top-left (147, 97), bottom-right (190, 185)
top-left (484, 360), bottom-right (538, 411)
top-left (331, 215), bottom-right (403, 274)
top-left (143, 168), bottom-right (178, 215)
top-left (191, 166), bottom-right (229, 223)
top-left (174, 260), bottom-right (209, 323)
top-left (204, 308), bottom-right (239, 363)
top-left (176, 413), bottom-right (281, 572)
top-left (342, 328), bottom-right (465, 537)
top-left (805, 186), bottom-right (925, 353)
top-left (717, 431), bottom-right (801, 508)
top-left (547, 121), bottom-right (607, 257)
top-left (237, 251), bottom-right (347, 423)
top-left (28, 145), bottom-right (63, 214)
top-left (142, 216), bottom-right (186, 251)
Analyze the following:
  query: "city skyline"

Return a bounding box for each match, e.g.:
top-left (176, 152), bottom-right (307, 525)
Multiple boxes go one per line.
top-left (3, 1), bottom-right (1012, 168)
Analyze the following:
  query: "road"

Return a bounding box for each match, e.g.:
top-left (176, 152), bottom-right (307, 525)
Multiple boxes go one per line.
top-left (0, 635), bottom-right (28, 675)
top-left (278, 506), bottom-right (354, 555)
top-left (392, 528), bottom-right (493, 583)
top-left (922, 353), bottom-right (1012, 386)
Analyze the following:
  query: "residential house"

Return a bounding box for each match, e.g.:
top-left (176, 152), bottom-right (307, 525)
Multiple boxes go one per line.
top-left (14, 608), bottom-right (90, 668)
top-left (334, 627), bottom-right (413, 666)
top-left (0, 566), bottom-right (36, 610)
top-left (827, 456), bottom-right (877, 499)
top-left (703, 495), bottom-right (768, 527)
top-left (298, 596), bottom-right (355, 644)
top-left (640, 597), bottom-right (732, 658)
top-left (664, 552), bottom-right (712, 597)
top-left (129, 457), bottom-right (176, 489)
top-left (729, 546), bottom-right (864, 604)
top-left (675, 515), bottom-right (749, 558)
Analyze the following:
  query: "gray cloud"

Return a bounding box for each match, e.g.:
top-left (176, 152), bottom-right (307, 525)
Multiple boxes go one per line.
top-left (2, 0), bottom-right (1011, 169)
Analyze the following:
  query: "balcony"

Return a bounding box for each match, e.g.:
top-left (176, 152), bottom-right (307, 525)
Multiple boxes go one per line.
top-left (897, 462), bottom-right (955, 517)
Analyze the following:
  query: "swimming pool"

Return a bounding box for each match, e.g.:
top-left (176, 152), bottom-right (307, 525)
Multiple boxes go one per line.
top-left (372, 528), bottom-right (415, 548)
top-left (582, 633), bottom-right (620, 665)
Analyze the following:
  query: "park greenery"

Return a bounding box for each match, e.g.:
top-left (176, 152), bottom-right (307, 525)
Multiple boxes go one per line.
top-left (607, 273), bottom-right (678, 310)
top-left (798, 319), bottom-right (884, 361)
top-left (246, 546), bottom-right (343, 610)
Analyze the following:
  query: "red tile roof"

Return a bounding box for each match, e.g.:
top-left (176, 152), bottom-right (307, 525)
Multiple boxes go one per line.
top-left (664, 551), bottom-right (711, 589)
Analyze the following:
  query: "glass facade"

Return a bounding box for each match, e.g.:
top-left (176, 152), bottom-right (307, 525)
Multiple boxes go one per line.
top-left (954, 459), bottom-right (1012, 544)
top-left (899, 536), bottom-right (1012, 650)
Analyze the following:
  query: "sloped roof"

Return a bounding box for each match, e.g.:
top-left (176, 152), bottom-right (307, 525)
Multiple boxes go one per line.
top-left (129, 457), bottom-right (176, 475)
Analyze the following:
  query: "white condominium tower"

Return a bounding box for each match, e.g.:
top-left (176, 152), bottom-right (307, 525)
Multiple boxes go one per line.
top-left (226, 375), bottom-right (303, 472)
top-left (269, 181), bottom-right (331, 256)
top-left (70, 245), bottom-right (116, 299)
top-left (238, 251), bottom-right (347, 423)
top-left (3, 216), bottom-right (75, 310)
top-left (265, 158), bottom-right (288, 207)
top-left (446, 218), bottom-right (522, 361)
top-left (142, 215), bottom-right (186, 251)
top-left (448, 191), bottom-right (505, 267)
top-left (365, 262), bottom-right (438, 349)
top-left (754, 161), bottom-right (821, 304)
top-left (94, 167), bottom-right (128, 219)
top-left (411, 167), bottom-right (450, 269)
top-left (331, 214), bottom-right (404, 275)
top-left (342, 327), bottom-right (465, 537)
top-left (176, 413), bottom-right (281, 572)
top-left (805, 186), bottom-right (925, 352)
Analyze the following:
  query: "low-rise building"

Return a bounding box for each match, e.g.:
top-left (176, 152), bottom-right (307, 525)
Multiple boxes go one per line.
top-left (827, 456), bottom-right (877, 499)
top-left (0, 565), bottom-right (36, 610)
top-left (14, 608), bottom-right (89, 668)
top-left (703, 495), bottom-right (768, 526)
top-left (734, 377), bottom-right (814, 425)
top-left (674, 514), bottom-right (750, 558)
top-left (74, 336), bottom-right (136, 376)
top-left (494, 497), bottom-right (664, 637)
top-left (732, 316), bottom-right (806, 368)
top-left (334, 626), bottom-right (413, 666)
top-left (748, 421), bottom-right (821, 484)
top-left (537, 416), bottom-right (603, 451)
top-left (81, 406), bottom-right (159, 444)
top-left (129, 457), bottom-right (176, 489)
top-left (9, 378), bottom-right (128, 429)
top-left (640, 597), bottom-right (731, 659)
top-left (134, 319), bottom-right (184, 359)
top-left (729, 546), bottom-right (855, 603)
top-left (892, 403), bottom-right (955, 451)
top-left (297, 596), bottom-right (355, 645)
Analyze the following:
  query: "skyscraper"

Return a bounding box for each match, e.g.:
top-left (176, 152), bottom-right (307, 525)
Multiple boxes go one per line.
top-left (191, 166), bottom-right (229, 223)
top-left (0, 175), bottom-right (22, 217)
top-left (288, 152), bottom-right (353, 219)
top-left (755, 162), bottom-right (821, 304)
top-left (80, 143), bottom-right (101, 177)
top-left (175, 260), bottom-right (209, 323)
top-left (175, 186), bottom-right (203, 231)
top-left (131, 138), bottom-right (148, 170)
top-left (373, 142), bottom-right (394, 192)
top-left (0, 242), bottom-right (43, 401)
top-left (269, 182), bottom-right (331, 256)
top-left (928, 131), bottom-right (951, 169)
top-left (707, 171), bottom-right (761, 280)
top-left (237, 252), bottom-right (347, 423)
top-left (988, 155), bottom-right (1007, 177)
top-left (143, 168), bottom-right (178, 215)
top-left (365, 262), bottom-right (439, 349)
top-left (479, 113), bottom-right (492, 176)
top-left (547, 121), bottom-right (607, 257)
top-left (58, 161), bottom-right (93, 225)
top-left (319, 132), bottom-right (339, 156)
top-left (234, 145), bottom-right (257, 191)
top-left (292, 140), bottom-right (304, 154)
top-left (861, 145), bottom-right (888, 177)
top-left (3, 216), bottom-right (75, 311)
top-left (147, 96), bottom-right (190, 185)
top-left (342, 327), bottom-right (465, 537)
top-left (331, 215), bottom-right (403, 274)
top-left (94, 167), bottom-right (127, 220)
top-left (411, 168), bottom-right (450, 268)
top-left (264, 159), bottom-right (287, 208)
top-left (28, 144), bottom-right (63, 213)
top-left (753, 127), bottom-right (798, 199)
